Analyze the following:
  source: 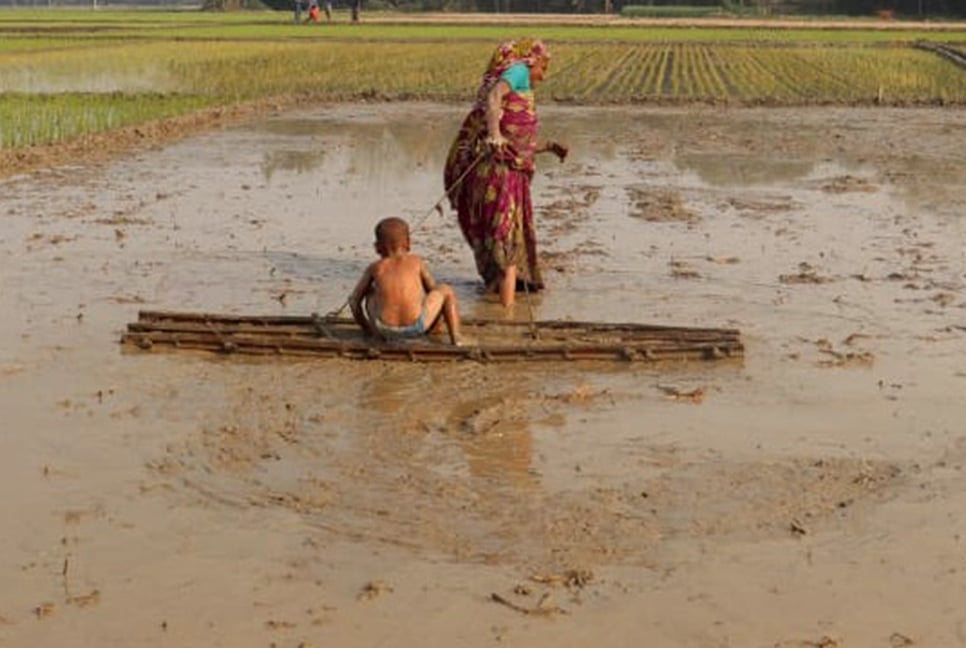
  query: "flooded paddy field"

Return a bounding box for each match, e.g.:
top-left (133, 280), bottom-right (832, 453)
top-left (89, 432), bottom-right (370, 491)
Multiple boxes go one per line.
top-left (1, 102), bottom-right (966, 647)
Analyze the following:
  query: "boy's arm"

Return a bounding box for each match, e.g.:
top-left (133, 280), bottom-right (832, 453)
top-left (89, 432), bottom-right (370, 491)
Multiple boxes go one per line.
top-left (348, 265), bottom-right (377, 337)
top-left (419, 258), bottom-right (437, 293)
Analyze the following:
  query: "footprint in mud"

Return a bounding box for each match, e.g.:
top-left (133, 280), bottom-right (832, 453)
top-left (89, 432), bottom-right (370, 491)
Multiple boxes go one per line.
top-left (773, 637), bottom-right (840, 648)
top-left (625, 187), bottom-right (698, 223)
top-left (357, 580), bottom-right (393, 601)
top-left (669, 259), bottom-right (701, 279)
top-left (541, 184), bottom-right (602, 237)
top-left (819, 174), bottom-right (878, 194)
top-left (724, 195), bottom-right (797, 217)
top-left (779, 261), bottom-right (835, 285)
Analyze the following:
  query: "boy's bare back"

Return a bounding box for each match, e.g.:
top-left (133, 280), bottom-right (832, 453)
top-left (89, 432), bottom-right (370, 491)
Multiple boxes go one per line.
top-left (366, 253), bottom-right (431, 328)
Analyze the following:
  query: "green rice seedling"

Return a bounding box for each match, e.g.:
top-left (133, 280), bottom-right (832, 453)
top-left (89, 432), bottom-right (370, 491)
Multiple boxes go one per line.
top-left (0, 92), bottom-right (213, 148)
top-left (696, 45), bottom-right (730, 99)
top-left (681, 43), bottom-right (705, 97)
top-left (0, 37), bottom-right (127, 54)
top-left (5, 38), bottom-right (965, 106)
top-left (629, 45), bottom-right (660, 98)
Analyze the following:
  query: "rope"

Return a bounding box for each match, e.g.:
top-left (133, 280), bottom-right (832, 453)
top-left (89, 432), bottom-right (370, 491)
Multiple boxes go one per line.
top-left (410, 149), bottom-right (487, 233)
top-left (521, 279), bottom-right (539, 340)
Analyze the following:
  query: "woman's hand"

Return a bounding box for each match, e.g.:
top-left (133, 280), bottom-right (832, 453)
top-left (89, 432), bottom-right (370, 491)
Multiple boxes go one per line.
top-left (543, 140), bottom-right (569, 162)
top-left (486, 132), bottom-right (509, 151)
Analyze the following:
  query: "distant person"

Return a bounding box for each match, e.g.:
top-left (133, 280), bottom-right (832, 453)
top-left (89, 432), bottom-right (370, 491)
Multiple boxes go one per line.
top-left (306, 0), bottom-right (321, 22)
top-left (349, 217), bottom-right (463, 346)
top-left (350, 0), bottom-right (360, 22)
top-left (444, 38), bottom-right (568, 308)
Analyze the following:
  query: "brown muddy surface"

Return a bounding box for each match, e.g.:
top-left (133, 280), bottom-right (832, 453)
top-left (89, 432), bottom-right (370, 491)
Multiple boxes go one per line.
top-left (2, 103), bottom-right (966, 647)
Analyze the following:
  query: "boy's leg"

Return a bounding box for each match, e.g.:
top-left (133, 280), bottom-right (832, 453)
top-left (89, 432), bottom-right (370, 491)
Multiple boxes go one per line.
top-left (424, 285), bottom-right (461, 345)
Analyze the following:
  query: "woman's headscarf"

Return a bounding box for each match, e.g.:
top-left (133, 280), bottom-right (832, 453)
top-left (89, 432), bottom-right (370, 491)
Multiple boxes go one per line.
top-left (475, 38), bottom-right (549, 103)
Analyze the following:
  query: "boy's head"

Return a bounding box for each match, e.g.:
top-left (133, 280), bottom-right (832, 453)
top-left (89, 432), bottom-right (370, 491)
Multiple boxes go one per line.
top-left (374, 217), bottom-right (410, 256)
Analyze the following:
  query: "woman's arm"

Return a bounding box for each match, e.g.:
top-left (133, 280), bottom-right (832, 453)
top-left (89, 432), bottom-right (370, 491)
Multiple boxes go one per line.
top-left (485, 80), bottom-right (511, 147)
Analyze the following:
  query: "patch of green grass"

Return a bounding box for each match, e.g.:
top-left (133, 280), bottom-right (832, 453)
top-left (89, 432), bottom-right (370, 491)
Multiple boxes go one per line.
top-left (0, 92), bottom-right (215, 148)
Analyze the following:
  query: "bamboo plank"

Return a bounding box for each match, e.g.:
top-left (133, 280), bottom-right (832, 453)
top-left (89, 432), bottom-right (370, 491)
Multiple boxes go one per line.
top-left (135, 310), bottom-right (741, 338)
top-left (121, 310), bottom-right (743, 364)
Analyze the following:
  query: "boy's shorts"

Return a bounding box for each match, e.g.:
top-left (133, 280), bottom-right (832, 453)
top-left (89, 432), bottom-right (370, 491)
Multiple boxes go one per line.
top-left (374, 308), bottom-right (427, 340)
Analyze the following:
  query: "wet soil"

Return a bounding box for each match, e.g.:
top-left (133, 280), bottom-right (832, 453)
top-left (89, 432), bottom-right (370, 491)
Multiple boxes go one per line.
top-left (2, 102), bottom-right (966, 647)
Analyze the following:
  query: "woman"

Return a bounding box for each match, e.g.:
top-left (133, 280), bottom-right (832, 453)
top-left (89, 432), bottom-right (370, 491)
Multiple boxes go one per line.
top-left (444, 38), bottom-right (568, 307)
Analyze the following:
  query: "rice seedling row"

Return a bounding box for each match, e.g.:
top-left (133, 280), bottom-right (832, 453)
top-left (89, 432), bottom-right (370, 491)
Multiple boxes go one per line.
top-left (692, 44), bottom-right (719, 97)
top-left (4, 39), bottom-right (964, 103)
top-left (798, 47), bottom-right (863, 99)
top-left (661, 45), bottom-right (678, 96)
top-left (612, 44), bottom-right (663, 99)
top-left (654, 45), bottom-right (672, 97)
top-left (700, 45), bottom-right (738, 98)
top-left (634, 45), bottom-right (665, 98)
top-left (545, 45), bottom-right (616, 101)
top-left (581, 45), bottom-right (641, 100)
top-left (715, 47), bottom-right (792, 101)
top-left (694, 44), bottom-right (730, 99)
top-left (705, 47), bottom-right (751, 99)
top-left (683, 43), bottom-right (720, 98)
top-left (730, 47), bottom-right (787, 99)
top-left (0, 92), bottom-right (213, 148)
top-left (673, 44), bottom-right (697, 97)
top-left (691, 45), bottom-right (728, 99)
top-left (3, 31), bottom-right (966, 150)
top-left (761, 47), bottom-right (837, 99)
top-left (670, 43), bottom-right (692, 96)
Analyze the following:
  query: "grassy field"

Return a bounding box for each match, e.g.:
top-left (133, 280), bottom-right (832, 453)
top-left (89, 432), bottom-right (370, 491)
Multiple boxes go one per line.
top-left (1, 9), bottom-right (965, 149)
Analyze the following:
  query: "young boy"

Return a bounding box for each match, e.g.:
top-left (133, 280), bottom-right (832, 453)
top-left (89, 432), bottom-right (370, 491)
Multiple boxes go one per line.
top-left (349, 217), bottom-right (462, 346)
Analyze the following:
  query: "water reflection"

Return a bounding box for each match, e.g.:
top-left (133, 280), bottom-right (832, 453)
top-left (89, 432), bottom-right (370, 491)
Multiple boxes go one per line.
top-left (261, 149), bottom-right (327, 181)
top-left (358, 364), bottom-right (540, 492)
top-left (255, 108), bottom-right (456, 186)
top-left (674, 153), bottom-right (815, 187)
top-left (359, 365), bottom-right (423, 421)
top-left (256, 105), bottom-right (846, 194)
top-left (446, 388), bottom-right (540, 493)
top-left (262, 251), bottom-right (362, 284)
top-left (460, 424), bottom-right (537, 491)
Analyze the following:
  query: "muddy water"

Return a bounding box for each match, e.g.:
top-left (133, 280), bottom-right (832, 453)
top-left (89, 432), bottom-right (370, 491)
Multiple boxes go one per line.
top-left (2, 103), bottom-right (966, 647)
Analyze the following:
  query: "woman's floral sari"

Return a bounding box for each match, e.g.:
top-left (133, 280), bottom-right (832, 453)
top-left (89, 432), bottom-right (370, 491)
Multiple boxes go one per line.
top-left (444, 39), bottom-right (548, 291)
